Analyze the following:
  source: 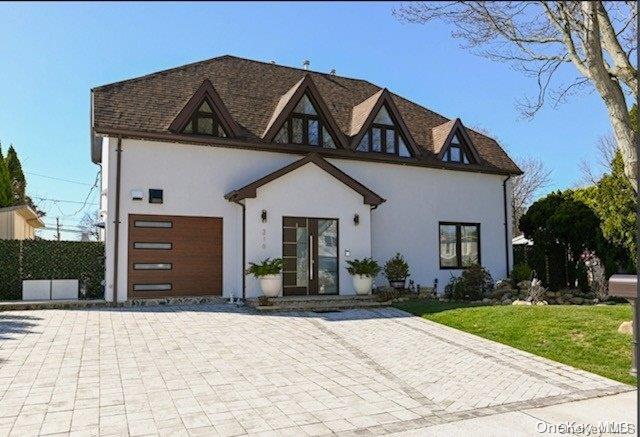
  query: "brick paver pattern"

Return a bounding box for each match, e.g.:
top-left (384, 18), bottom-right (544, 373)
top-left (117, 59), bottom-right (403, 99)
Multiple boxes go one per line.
top-left (0, 306), bottom-right (631, 436)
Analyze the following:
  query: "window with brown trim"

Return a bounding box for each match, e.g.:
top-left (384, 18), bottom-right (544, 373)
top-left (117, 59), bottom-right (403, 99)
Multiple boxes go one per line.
top-left (273, 94), bottom-right (337, 148)
top-left (133, 242), bottom-right (172, 250)
top-left (442, 133), bottom-right (473, 164)
top-left (439, 222), bottom-right (480, 269)
top-left (134, 220), bottom-right (172, 228)
top-left (133, 263), bottom-right (172, 270)
top-left (133, 283), bottom-right (172, 291)
top-left (182, 100), bottom-right (229, 137)
top-left (356, 105), bottom-right (411, 157)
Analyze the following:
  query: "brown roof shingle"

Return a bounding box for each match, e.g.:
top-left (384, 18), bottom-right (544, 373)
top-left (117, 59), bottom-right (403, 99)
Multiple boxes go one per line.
top-left (92, 55), bottom-right (520, 174)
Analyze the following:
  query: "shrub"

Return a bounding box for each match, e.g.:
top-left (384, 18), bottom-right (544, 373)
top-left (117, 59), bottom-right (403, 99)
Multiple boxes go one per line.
top-left (444, 275), bottom-right (471, 301)
top-left (246, 258), bottom-right (282, 277)
top-left (576, 261), bottom-right (589, 292)
top-left (444, 264), bottom-right (494, 301)
top-left (346, 258), bottom-right (381, 277)
top-left (462, 264), bottom-right (493, 297)
top-left (510, 263), bottom-right (533, 287)
top-left (383, 253), bottom-right (410, 280)
top-left (375, 286), bottom-right (406, 302)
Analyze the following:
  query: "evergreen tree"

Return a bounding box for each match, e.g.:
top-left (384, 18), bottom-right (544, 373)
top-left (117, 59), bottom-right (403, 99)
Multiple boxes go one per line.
top-left (0, 144), bottom-right (13, 207)
top-left (6, 145), bottom-right (26, 203)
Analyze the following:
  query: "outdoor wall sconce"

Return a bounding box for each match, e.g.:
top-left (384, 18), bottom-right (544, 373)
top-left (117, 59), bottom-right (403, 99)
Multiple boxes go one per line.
top-left (261, 210), bottom-right (267, 223)
top-left (353, 213), bottom-right (360, 226)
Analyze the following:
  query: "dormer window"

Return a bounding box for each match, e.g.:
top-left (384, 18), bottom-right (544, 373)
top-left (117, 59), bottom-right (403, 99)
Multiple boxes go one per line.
top-left (273, 94), bottom-right (337, 148)
top-left (182, 101), bottom-right (228, 137)
top-left (355, 106), bottom-right (411, 157)
top-left (442, 134), bottom-right (472, 164)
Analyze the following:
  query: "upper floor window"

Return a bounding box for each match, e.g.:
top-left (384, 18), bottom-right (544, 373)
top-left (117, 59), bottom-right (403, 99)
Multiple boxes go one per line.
top-left (355, 106), bottom-right (411, 157)
top-left (442, 134), bottom-right (471, 164)
top-left (273, 94), bottom-right (337, 148)
top-left (182, 101), bottom-right (228, 137)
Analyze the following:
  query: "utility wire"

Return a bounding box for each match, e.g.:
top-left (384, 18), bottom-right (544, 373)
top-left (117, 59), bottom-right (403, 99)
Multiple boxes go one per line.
top-left (31, 196), bottom-right (98, 206)
top-left (70, 170), bottom-right (101, 216)
top-left (26, 172), bottom-right (93, 186)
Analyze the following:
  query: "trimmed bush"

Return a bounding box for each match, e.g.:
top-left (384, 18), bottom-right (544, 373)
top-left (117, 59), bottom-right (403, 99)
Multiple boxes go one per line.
top-left (383, 253), bottom-right (410, 281)
top-left (0, 240), bottom-right (21, 300)
top-left (510, 263), bottom-right (533, 287)
top-left (0, 240), bottom-right (104, 300)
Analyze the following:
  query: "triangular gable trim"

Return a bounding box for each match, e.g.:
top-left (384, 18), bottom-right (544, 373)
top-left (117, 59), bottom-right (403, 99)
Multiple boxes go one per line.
top-left (262, 74), bottom-right (348, 148)
top-left (224, 153), bottom-right (385, 206)
top-left (169, 79), bottom-right (242, 137)
top-left (434, 118), bottom-right (481, 164)
top-left (349, 89), bottom-right (420, 157)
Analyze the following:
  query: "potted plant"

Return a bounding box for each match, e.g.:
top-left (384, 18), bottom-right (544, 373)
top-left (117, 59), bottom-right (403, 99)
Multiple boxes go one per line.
top-left (346, 258), bottom-right (381, 295)
top-left (246, 258), bottom-right (283, 297)
top-left (384, 253), bottom-right (410, 290)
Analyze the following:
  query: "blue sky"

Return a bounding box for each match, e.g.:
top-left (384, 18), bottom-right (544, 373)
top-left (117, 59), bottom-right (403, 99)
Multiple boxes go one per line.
top-left (0, 2), bottom-right (614, 239)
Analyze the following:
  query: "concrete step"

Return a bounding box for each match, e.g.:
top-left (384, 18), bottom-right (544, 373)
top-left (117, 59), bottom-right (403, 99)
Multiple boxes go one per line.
top-left (246, 294), bottom-right (390, 312)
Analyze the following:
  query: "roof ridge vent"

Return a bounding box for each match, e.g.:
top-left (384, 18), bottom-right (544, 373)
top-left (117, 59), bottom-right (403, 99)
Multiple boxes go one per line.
top-left (303, 60), bottom-right (310, 70)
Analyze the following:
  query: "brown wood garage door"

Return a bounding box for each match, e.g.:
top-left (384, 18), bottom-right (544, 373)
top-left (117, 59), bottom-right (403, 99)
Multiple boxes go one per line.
top-left (128, 214), bottom-right (222, 298)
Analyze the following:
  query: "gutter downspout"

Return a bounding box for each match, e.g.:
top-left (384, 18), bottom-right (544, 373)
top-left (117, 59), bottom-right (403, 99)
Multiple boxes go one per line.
top-left (112, 136), bottom-right (123, 306)
top-left (232, 199), bottom-right (246, 300)
top-left (503, 175), bottom-right (512, 277)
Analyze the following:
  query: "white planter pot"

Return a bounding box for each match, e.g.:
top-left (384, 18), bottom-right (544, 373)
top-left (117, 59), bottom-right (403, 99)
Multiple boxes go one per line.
top-left (352, 275), bottom-right (373, 295)
top-left (259, 274), bottom-right (282, 297)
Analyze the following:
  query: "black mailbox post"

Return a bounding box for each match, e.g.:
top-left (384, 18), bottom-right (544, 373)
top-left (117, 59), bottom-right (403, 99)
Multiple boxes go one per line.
top-left (608, 274), bottom-right (637, 377)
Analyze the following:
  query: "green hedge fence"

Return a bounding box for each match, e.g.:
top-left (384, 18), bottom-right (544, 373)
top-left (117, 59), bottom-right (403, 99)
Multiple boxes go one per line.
top-left (0, 240), bottom-right (104, 300)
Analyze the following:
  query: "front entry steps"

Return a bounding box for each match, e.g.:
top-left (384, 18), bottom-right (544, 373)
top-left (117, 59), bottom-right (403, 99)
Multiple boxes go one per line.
top-left (246, 294), bottom-right (390, 312)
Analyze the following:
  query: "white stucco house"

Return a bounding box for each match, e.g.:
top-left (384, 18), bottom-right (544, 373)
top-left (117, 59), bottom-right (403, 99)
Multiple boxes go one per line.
top-left (91, 55), bottom-right (521, 303)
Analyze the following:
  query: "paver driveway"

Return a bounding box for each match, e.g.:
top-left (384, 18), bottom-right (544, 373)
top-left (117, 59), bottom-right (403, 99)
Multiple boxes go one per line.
top-left (0, 305), bottom-right (632, 436)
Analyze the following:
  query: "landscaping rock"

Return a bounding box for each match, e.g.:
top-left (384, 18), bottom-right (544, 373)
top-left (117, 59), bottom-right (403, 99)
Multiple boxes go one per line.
top-left (502, 298), bottom-right (512, 305)
top-left (512, 300), bottom-right (531, 306)
top-left (535, 300), bottom-right (548, 305)
top-left (618, 321), bottom-right (633, 335)
top-left (570, 297), bottom-right (584, 305)
top-left (492, 287), bottom-right (513, 299)
top-left (482, 298), bottom-right (491, 304)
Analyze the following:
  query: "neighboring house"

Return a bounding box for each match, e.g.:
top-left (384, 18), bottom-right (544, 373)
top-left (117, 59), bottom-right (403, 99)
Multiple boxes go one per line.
top-left (0, 205), bottom-right (44, 240)
top-left (512, 234), bottom-right (533, 246)
top-left (91, 55), bottom-right (521, 302)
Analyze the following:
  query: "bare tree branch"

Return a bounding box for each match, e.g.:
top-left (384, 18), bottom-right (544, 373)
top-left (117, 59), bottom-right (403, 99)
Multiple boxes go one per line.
top-left (511, 156), bottom-right (552, 234)
top-left (578, 134), bottom-right (618, 185)
top-left (394, 0), bottom-right (638, 191)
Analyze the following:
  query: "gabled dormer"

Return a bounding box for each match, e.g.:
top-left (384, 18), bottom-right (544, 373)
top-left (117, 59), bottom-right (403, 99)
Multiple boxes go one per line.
top-left (349, 89), bottom-right (419, 158)
top-left (263, 75), bottom-right (346, 149)
top-left (432, 118), bottom-right (481, 165)
top-left (169, 79), bottom-right (241, 138)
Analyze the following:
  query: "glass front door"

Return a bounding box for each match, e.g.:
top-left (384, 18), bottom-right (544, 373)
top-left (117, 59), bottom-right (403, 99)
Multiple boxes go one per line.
top-left (282, 217), bottom-right (339, 295)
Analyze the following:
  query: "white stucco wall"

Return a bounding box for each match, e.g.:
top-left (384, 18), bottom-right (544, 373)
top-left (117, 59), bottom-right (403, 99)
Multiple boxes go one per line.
top-left (244, 162), bottom-right (372, 297)
top-left (101, 138), bottom-right (513, 301)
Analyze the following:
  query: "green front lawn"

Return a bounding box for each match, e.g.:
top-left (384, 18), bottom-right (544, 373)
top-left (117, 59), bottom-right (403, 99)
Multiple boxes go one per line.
top-left (394, 300), bottom-right (635, 385)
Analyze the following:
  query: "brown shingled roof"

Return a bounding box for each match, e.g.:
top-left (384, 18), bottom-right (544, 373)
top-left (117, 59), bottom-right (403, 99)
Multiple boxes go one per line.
top-left (92, 55), bottom-right (521, 174)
